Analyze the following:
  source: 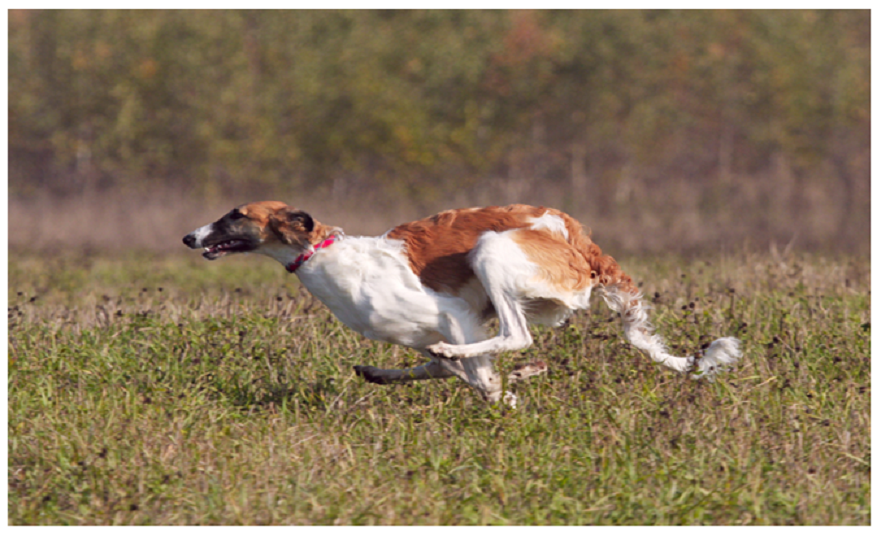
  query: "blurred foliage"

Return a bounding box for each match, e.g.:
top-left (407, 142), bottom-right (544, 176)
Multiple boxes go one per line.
top-left (8, 10), bottom-right (870, 204)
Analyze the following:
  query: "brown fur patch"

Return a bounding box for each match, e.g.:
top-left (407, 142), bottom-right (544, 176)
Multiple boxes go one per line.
top-left (387, 205), bottom-right (549, 293)
top-left (512, 211), bottom-right (638, 297)
top-left (388, 204), bottom-right (638, 298)
top-left (511, 228), bottom-right (593, 292)
top-left (238, 201), bottom-right (341, 249)
top-left (237, 200), bottom-right (289, 222)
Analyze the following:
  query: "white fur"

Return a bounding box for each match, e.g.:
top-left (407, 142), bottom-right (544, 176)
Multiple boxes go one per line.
top-left (288, 235), bottom-right (513, 403)
top-left (428, 229), bottom-right (594, 362)
top-left (430, 230), bottom-right (549, 359)
top-left (190, 224), bottom-right (213, 247)
top-left (529, 212), bottom-right (569, 239)
top-left (289, 229), bottom-right (600, 404)
top-left (598, 285), bottom-right (741, 378)
top-left (251, 224), bottom-right (740, 404)
top-left (697, 337), bottom-right (743, 380)
top-left (296, 236), bottom-right (446, 347)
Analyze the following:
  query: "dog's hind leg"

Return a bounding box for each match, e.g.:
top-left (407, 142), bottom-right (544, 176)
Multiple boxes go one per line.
top-left (428, 231), bottom-right (534, 360)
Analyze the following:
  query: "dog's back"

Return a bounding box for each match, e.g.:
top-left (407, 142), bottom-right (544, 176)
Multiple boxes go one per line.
top-left (385, 204), bottom-right (636, 297)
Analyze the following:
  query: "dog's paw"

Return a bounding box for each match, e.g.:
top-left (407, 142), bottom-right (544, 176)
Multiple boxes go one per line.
top-left (502, 391), bottom-right (518, 409)
top-left (509, 360), bottom-right (548, 382)
top-left (353, 365), bottom-right (389, 385)
top-left (427, 342), bottom-right (464, 360)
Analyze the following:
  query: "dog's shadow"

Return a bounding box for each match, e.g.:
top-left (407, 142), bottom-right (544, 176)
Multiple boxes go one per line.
top-left (219, 375), bottom-right (343, 412)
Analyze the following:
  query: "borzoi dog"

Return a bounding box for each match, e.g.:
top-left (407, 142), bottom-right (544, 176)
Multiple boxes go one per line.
top-left (183, 202), bottom-right (740, 406)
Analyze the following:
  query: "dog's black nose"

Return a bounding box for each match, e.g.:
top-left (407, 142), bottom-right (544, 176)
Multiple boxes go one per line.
top-left (183, 234), bottom-right (196, 248)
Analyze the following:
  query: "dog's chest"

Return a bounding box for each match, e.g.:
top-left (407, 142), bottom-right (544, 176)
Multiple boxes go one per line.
top-left (295, 237), bottom-right (451, 347)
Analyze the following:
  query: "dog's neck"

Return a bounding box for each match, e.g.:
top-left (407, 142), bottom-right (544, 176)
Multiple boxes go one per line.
top-left (286, 235), bottom-right (338, 273)
top-left (260, 221), bottom-right (344, 272)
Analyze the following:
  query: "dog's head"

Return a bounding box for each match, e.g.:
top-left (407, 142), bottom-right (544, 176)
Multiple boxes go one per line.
top-left (183, 201), bottom-right (324, 261)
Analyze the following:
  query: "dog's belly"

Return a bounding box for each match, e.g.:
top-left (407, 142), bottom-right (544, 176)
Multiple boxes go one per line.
top-left (318, 287), bottom-right (449, 347)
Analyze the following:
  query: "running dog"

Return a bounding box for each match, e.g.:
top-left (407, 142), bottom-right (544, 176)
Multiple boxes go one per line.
top-left (183, 202), bottom-right (741, 406)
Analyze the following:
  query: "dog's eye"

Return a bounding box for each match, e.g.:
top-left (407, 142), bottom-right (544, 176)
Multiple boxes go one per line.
top-left (229, 210), bottom-right (245, 221)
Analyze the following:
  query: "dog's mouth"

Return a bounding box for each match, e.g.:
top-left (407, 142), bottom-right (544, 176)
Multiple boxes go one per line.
top-left (202, 239), bottom-right (254, 260)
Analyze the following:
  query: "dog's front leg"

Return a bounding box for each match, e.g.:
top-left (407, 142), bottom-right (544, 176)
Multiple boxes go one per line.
top-left (427, 293), bottom-right (532, 360)
top-left (430, 354), bottom-right (522, 407)
top-left (353, 359), bottom-right (454, 385)
top-left (355, 355), bottom-right (522, 407)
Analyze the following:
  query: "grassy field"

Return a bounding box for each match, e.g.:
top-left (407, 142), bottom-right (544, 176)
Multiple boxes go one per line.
top-left (8, 250), bottom-right (871, 525)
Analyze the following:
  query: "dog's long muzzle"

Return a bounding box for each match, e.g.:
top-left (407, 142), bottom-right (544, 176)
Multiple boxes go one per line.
top-left (183, 223), bottom-right (212, 249)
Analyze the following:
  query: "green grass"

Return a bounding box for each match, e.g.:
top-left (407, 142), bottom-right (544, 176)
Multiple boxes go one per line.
top-left (8, 251), bottom-right (871, 524)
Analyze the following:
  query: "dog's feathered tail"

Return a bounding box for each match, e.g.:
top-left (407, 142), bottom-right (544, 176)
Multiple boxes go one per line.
top-left (598, 284), bottom-right (741, 379)
top-left (584, 248), bottom-right (741, 379)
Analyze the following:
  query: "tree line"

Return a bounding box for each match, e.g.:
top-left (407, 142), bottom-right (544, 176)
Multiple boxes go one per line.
top-left (8, 10), bottom-right (870, 250)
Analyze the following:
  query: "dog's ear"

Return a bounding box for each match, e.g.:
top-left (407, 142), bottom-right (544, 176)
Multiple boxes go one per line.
top-left (269, 209), bottom-right (315, 245)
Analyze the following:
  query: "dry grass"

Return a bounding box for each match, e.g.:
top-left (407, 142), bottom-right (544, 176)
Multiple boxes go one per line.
top-left (7, 188), bottom-right (421, 255)
top-left (7, 250), bottom-right (871, 524)
top-left (8, 174), bottom-right (871, 257)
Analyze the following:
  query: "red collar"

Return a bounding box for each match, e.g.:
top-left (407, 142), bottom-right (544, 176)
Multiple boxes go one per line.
top-left (286, 236), bottom-right (338, 273)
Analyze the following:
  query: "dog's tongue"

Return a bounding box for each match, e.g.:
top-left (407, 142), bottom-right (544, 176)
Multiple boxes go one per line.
top-left (202, 239), bottom-right (245, 260)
